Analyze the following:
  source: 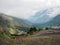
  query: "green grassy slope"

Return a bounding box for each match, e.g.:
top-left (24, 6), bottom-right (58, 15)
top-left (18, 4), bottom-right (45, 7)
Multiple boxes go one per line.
top-left (0, 13), bottom-right (31, 38)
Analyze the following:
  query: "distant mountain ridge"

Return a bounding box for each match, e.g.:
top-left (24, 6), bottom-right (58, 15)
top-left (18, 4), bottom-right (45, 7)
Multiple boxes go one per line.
top-left (33, 15), bottom-right (60, 28)
top-left (28, 7), bottom-right (60, 24)
top-left (48, 14), bottom-right (60, 26)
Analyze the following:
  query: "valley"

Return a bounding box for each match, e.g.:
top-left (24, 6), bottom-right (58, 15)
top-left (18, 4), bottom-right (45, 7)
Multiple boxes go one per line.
top-left (0, 12), bottom-right (60, 45)
top-left (0, 0), bottom-right (60, 45)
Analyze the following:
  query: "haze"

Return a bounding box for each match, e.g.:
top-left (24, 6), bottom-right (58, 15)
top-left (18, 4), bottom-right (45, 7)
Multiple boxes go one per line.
top-left (0, 0), bottom-right (60, 19)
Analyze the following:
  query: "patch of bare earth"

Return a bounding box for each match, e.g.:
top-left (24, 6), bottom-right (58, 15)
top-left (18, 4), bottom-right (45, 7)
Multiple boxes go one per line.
top-left (32, 29), bottom-right (60, 37)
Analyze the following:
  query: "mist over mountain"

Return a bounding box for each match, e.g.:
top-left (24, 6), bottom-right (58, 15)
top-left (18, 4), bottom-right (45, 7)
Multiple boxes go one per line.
top-left (0, 6), bottom-right (60, 35)
top-left (28, 7), bottom-right (60, 24)
top-left (33, 14), bottom-right (60, 28)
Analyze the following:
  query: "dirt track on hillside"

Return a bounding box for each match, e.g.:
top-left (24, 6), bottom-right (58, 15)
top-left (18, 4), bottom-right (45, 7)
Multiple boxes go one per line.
top-left (32, 29), bottom-right (60, 37)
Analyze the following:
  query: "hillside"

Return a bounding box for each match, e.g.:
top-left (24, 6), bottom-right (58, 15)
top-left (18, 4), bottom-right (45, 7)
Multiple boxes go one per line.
top-left (33, 15), bottom-right (60, 28)
top-left (0, 13), bottom-right (31, 36)
top-left (48, 15), bottom-right (60, 26)
top-left (0, 13), bottom-right (60, 45)
top-left (28, 7), bottom-right (60, 24)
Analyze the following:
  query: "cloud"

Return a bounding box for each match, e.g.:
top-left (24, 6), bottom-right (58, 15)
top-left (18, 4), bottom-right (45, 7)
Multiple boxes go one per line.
top-left (0, 0), bottom-right (60, 19)
top-left (47, 7), bottom-right (60, 17)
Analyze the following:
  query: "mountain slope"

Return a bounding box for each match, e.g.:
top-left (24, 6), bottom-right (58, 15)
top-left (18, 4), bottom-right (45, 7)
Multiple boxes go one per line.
top-left (0, 13), bottom-right (31, 35)
top-left (48, 14), bottom-right (60, 26)
top-left (34, 15), bottom-right (60, 28)
top-left (28, 9), bottom-right (52, 24)
top-left (28, 7), bottom-right (60, 24)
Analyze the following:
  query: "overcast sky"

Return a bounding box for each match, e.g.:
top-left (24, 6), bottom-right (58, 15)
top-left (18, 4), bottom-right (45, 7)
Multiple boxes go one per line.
top-left (0, 0), bottom-right (60, 19)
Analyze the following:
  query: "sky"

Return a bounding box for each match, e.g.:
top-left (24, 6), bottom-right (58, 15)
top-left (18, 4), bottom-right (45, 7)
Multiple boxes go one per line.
top-left (0, 0), bottom-right (60, 19)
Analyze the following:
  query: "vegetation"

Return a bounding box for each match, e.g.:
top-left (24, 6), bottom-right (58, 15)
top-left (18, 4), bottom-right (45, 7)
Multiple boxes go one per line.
top-left (38, 28), bottom-right (43, 31)
top-left (0, 32), bottom-right (12, 40)
top-left (0, 13), bottom-right (60, 45)
top-left (27, 27), bottom-right (37, 35)
top-left (45, 27), bottom-right (49, 30)
top-left (27, 27), bottom-right (43, 35)
top-left (0, 36), bottom-right (60, 45)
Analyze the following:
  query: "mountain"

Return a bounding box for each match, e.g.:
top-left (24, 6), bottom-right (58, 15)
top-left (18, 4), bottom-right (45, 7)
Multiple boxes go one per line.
top-left (0, 13), bottom-right (31, 35)
top-left (28, 7), bottom-right (60, 24)
top-left (48, 14), bottom-right (60, 26)
top-left (28, 9), bottom-right (52, 24)
top-left (34, 15), bottom-right (60, 28)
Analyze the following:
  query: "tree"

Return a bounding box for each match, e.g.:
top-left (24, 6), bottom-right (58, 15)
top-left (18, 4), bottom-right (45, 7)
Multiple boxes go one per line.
top-left (38, 28), bottom-right (42, 31)
top-left (45, 27), bottom-right (49, 30)
top-left (27, 27), bottom-right (37, 35)
top-left (33, 27), bottom-right (37, 31)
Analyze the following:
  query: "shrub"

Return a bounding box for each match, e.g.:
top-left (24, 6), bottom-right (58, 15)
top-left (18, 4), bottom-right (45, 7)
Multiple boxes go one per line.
top-left (45, 27), bottom-right (49, 30)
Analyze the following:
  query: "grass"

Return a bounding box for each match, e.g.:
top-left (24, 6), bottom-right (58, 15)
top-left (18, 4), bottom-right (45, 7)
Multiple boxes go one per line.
top-left (0, 31), bottom-right (60, 45)
top-left (8, 36), bottom-right (60, 45)
top-left (0, 32), bottom-right (12, 40)
top-left (0, 35), bottom-right (60, 45)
